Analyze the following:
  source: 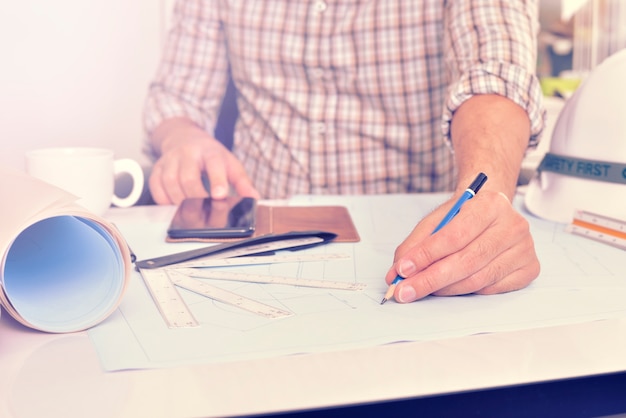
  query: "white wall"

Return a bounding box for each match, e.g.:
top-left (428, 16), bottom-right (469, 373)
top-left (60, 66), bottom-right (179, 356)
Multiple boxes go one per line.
top-left (0, 0), bottom-right (168, 172)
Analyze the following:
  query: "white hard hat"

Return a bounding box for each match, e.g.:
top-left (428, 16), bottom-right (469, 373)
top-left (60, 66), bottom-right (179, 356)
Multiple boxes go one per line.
top-left (525, 48), bottom-right (626, 223)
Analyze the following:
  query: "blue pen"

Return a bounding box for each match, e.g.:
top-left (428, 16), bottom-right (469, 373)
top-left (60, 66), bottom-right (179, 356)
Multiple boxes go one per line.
top-left (380, 172), bottom-right (488, 304)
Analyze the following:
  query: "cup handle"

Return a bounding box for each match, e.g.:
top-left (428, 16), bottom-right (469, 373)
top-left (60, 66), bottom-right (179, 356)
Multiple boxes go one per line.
top-left (112, 159), bottom-right (145, 208)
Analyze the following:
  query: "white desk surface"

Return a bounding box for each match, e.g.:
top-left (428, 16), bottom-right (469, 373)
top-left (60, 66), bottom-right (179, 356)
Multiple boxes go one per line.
top-left (3, 195), bottom-right (626, 418)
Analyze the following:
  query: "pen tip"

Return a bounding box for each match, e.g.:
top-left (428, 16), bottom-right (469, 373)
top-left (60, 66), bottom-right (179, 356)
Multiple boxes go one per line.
top-left (380, 298), bottom-right (387, 305)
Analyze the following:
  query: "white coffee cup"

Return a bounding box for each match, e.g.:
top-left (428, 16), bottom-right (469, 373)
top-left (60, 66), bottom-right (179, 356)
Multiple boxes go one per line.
top-left (25, 147), bottom-right (145, 215)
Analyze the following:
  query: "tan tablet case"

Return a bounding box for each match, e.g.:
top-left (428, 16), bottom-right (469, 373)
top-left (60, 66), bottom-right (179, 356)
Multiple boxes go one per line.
top-left (166, 205), bottom-right (360, 243)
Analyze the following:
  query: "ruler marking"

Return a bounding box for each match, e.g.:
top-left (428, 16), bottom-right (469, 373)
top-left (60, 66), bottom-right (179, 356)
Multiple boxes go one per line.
top-left (139, 268), bottom-right (199, 328)
top-left (138, 241), bottom-right (355, 326)
top-left (172, 268), bottom-right (367, 291)
top-left (572, 220), bottom-right (626, 240)
top-left (167, 271), bottom-right (292, 319)
top-left (174, 253), bottom-right (348, 268)
top-left (567, 210), bottom-right (626, 251)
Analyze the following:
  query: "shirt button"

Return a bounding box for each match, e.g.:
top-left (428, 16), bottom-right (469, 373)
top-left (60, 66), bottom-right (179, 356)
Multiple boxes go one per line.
top-left (314, 1), bottom-right (327, 13)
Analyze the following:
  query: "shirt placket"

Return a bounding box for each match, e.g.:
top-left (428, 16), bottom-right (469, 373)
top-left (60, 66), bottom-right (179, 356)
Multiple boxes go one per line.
top-left (305, 0), bottom-right (334, 193)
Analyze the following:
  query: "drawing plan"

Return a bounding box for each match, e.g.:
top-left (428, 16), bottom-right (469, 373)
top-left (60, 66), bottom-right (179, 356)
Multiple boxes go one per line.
top-left (89, 194), bottom-right (626, 371)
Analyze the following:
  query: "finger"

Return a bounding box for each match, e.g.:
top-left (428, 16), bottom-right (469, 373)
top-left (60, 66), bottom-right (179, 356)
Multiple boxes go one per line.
top-left (402, 201), bottom-right (494, 278)
top-left (385, 214), bottom-right (470, 284)
top-left (392, 202), bottom-right (458, 262)
top-left (149, 162), bottom-right (176, 205)
top-left (475, 261), bottom-right (540, 294)
top-left (391, 194), bottom-right (521, 301)
top-left (384, 202), bottom-right (466, 284)
top-left (433, 235), bottom-right (539, 296)
top-left (398, 191), bottom-right (515, 274)
top-left (233, 179), bottom-right (261, 199)
top-left (158, 159), bottom-right (192, 205)
top-left (202, 152), bottom-right (230, 199)
top-left (393, 236), bottom-right (493, 303)
top-left (177, 158), bottom-right (211, 200)
top-left (217, 151), bottom-right (260, 199)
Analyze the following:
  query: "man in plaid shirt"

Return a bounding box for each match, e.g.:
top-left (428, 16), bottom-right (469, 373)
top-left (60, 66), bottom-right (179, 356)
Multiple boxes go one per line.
top-left (144, 0), bottom-right (546, 303)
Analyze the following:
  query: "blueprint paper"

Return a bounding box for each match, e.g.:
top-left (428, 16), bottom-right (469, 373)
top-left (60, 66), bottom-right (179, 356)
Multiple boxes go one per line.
top-left (0, 167), bottom-right (133, 332)
top-left (89, 194), bottom-right (626, 371)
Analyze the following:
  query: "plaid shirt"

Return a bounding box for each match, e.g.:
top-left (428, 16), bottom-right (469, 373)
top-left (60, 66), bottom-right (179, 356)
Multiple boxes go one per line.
top-left (145, 0), bottom-right (545, 199)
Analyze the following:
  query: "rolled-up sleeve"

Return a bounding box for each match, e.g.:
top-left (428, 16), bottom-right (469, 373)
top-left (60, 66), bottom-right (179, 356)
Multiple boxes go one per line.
top-left (441, 0), bottom-right (546, 146)
top-left (143, 0), bottom-right (229, 156)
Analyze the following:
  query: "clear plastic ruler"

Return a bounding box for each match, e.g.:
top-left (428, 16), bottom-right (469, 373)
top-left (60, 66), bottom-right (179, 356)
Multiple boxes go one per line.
top-left (138, 268), bottom-right (199, 328)
top-left (566, 209), bottom-right (626, 250)
top-left (166, 270), bottom-right (293, 319)
top-left (174, 252), bottom-right (348, 268)
top-left (172, 268), bottom-right (367, 291)
top-left (139, 238), bottom-right (351, 327)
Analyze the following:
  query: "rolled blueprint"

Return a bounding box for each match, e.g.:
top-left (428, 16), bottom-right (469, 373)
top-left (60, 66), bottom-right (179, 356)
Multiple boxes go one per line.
top-left (0, 167), bottom-right (133, 332)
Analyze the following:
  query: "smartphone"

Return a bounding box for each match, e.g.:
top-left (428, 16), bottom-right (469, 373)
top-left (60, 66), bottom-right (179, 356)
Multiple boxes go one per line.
top-left (167, 196), bottom-right (257, 239)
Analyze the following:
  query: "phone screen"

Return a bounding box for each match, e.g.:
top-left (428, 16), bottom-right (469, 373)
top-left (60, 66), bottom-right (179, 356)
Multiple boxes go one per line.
top-left (167, 196), bottom-right (257, 238)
